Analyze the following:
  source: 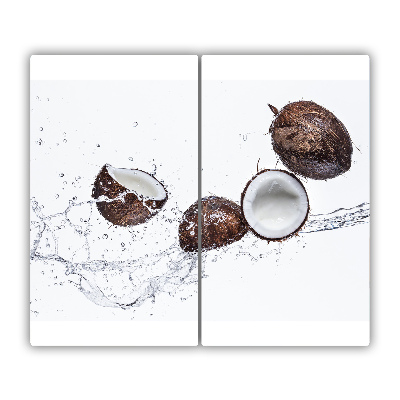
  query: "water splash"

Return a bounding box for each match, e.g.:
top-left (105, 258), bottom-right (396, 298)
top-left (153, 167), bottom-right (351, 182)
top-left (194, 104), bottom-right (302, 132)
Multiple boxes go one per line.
top-left (31, 196), bottom-right (369, 313)
top-left (30, 196), bottom-right (198, 313)
top-left (199, 202), bottom-right (369, 270)
top-left (301, 202), bottom-right (369, 233)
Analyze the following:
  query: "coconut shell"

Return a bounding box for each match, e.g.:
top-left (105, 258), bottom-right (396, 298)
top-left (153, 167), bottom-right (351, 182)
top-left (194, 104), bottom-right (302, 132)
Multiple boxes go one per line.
top-left (92, 164), bottom-right (167, 226)
top-left (269, 101), bottom-right (353, 180)
top-left (179, 196), bottom-right (249, 252)
top-left (241, 169), bottom-right (310, 241)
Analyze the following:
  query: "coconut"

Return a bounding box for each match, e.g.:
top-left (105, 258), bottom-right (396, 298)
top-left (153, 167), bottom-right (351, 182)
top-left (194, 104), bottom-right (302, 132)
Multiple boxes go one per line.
top-left (92, 164), bottom-right (167, 226)
top-left (269, 101), bottom-right (353, 180)
top-left (179, 196), bottom-right (249, 252)
top-left (241, 169), bottom-right (309, 241)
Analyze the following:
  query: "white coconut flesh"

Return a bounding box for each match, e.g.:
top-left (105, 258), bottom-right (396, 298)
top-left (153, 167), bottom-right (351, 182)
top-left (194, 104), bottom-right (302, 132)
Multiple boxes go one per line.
top-left (107, 165), bottom-right (166, 200)
top-left (242, 170), bottom-right (308, 239)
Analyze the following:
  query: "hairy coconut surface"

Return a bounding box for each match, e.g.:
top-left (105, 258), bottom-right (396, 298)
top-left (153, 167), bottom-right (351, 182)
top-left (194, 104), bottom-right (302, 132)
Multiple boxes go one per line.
top-left (179, 196), bottom-right (249, 252)
top-left (92, 164), bottom-right (167, 226)
top-left (241, 169), bottom-right (309, 241)
top-left (269, 101), bottom-right (353, 180)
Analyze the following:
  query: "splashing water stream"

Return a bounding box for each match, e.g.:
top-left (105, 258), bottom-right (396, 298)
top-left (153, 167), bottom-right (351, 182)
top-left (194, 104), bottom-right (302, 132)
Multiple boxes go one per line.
top-left (30, 197), bottom-right (198, 312)
top-left (30, 197), bottom-right (369, 312)
top-left (301, 202), bottom-right (369, 233)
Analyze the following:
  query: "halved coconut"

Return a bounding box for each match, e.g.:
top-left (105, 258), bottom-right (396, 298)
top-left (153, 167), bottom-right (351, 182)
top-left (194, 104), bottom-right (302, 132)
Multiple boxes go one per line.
top-left (269, 101), bottom-right (353, 180)
top-left (92, 164), bottom-right (167, 226)
top-left (179, 196), bottom-right (249, 252)
top-left (241, 169), bottom-right (309, 241)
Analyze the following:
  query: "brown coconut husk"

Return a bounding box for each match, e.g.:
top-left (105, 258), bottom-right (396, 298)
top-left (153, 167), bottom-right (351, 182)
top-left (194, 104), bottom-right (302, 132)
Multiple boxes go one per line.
top-left (269, 101), bottom-right (353, 180)
top-left (92, 164), bottom-right (167, 226)
top-left (179, 196), bottom-right (249, 252)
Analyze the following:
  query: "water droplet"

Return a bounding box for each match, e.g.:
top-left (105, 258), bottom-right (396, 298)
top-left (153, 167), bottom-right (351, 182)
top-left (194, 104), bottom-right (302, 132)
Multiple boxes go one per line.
top-left (128, 157), bottom-right (133, 161)
top-left (39, 127), bottom-right (43, 131)
top-left (63, 139), bottom-right (67, 143)
top-left (121, 242), bottom-right (125, 247)
top-left (59, 173), bottom-right (64, 177)
top-left (96, 144), bottom-right (100, 147)
top-left (37, 139), bottom-right (43, 146)
top-left (55, 194), bottom-right (59, 199)
top-left (132, 122), bottom-right (138, 127)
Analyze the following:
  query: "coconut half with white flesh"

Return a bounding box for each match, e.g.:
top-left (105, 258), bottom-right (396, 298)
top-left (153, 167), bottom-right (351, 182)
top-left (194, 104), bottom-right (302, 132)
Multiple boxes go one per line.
top-left (241, 169), bottom-right (309, 241)
top-left (92, 164), bottom-right (167, 226)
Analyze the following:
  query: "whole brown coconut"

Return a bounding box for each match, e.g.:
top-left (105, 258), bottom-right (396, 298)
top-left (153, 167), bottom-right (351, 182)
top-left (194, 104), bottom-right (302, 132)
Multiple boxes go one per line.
top-left (92, 164), bottom-right (168, 226)
top-left (179, 196), bottom-right (249, 252)
top-left (269, 101), bottom-right (353, 180)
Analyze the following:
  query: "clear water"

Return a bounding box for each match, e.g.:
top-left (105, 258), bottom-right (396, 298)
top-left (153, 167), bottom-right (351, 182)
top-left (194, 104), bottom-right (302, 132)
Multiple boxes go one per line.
top-left (301, 202), bottom-right (370, 233)
top-left (30, 196), bottom-right (369, 313)
top-left (30, 197), bottom-right (198, 313)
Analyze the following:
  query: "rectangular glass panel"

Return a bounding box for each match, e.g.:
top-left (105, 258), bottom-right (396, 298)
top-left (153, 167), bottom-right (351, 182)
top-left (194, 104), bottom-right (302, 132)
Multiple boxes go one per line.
top-left (201, 55), bottom-right (369, 346)
top-left (30, 55), bottom-right (198, 346)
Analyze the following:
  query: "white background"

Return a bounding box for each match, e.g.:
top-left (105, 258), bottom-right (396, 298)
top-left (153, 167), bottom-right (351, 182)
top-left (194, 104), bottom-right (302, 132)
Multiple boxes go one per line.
top-left (1, 1), bottom-right (397, 399)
